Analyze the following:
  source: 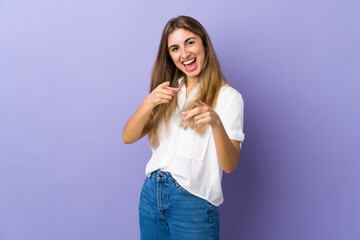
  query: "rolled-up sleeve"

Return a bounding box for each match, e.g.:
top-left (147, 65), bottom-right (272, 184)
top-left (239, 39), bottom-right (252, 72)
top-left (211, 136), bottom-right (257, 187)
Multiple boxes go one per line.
top-left (220, 91), bottom-right (245, 144)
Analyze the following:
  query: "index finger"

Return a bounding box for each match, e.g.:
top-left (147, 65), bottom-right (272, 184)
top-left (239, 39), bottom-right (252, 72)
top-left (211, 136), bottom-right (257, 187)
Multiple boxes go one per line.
top-left (194, 98), bottom-right (205, 106)
top-left (166, 86), bottom-right (181, 92)
top-left (160, 81), bottom-right (170, 87)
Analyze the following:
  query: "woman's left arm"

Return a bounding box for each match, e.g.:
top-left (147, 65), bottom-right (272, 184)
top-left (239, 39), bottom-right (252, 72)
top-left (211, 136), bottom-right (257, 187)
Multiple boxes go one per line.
top-left (210, 119), bottom-right (240, 174)
top-left (182, 98), bottom-right (241, 174)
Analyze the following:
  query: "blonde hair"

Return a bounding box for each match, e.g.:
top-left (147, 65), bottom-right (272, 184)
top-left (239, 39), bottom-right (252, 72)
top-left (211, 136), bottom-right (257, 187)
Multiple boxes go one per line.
top-left (147, 16), bottom-right (226, 148)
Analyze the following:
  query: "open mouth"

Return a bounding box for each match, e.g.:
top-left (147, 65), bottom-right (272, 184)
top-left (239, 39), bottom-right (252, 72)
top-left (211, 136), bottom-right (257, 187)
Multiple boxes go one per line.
top-left (182, 58), bottom-right (197, 71)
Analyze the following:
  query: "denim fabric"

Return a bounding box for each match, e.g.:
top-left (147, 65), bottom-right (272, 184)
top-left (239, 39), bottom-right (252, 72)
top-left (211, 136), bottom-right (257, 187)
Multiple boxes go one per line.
top-left (139, 170), bottom-right (219, 240)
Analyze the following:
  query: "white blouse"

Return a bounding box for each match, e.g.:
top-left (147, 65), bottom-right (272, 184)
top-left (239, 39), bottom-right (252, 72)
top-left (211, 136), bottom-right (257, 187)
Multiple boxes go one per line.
top-left (145, 78), bottom-right (245, 206)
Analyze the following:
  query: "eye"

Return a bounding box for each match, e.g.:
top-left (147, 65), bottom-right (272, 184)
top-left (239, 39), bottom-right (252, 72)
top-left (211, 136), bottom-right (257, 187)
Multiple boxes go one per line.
top-left (187, 41), bottom-right (195, 46)
top-left (171, 47), bottom-right (179, 52)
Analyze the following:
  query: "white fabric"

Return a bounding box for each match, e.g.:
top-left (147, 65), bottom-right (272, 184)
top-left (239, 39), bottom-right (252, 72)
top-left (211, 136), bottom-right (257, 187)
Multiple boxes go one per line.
top-left (145, 77), bottom-right (245, 206)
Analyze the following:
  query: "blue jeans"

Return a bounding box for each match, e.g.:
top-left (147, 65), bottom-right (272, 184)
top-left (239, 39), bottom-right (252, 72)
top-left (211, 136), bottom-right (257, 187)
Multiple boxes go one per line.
top-left (139, 170), bottom-right (220, 240)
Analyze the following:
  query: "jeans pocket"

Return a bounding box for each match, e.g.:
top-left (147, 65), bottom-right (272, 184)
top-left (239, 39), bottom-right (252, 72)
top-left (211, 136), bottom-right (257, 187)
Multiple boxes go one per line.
top-left (175, 181), bottom-right (196, 197)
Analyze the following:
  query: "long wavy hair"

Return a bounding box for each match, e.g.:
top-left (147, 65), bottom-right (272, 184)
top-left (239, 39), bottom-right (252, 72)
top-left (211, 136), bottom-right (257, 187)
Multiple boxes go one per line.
top-left (147, 16), bottom-right (226, 148)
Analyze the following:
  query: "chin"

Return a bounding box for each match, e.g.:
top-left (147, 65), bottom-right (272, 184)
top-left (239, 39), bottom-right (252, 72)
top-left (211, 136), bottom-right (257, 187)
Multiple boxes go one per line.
top-left (186, 73), bottom-right (200, 78)
top-left (183, 68), bottom-right (201, 79)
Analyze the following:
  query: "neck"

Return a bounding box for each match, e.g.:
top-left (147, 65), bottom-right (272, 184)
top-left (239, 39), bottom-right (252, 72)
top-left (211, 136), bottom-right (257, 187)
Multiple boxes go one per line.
top-left (186, 76), bottom-right (199, 89)
top-left (185, 76), bottom-right (200, 98)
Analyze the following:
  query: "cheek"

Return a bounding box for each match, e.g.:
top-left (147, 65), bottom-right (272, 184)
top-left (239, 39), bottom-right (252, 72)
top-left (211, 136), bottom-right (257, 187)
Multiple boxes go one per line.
top-left (195, 46), bottom-right (205, 60)
top-left (170, 53), bottom-right (180, 64)
top-left (169, 55), bottom-right (183, 70)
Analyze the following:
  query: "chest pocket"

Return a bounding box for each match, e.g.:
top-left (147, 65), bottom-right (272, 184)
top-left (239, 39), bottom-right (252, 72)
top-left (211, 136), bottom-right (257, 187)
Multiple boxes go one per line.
top-left (174, 126), bottom-right (212, 161)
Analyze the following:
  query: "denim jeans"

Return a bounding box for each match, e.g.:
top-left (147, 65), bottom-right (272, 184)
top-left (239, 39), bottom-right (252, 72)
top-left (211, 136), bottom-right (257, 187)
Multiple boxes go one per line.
top-left (139, 170), bottom-right (220, 240)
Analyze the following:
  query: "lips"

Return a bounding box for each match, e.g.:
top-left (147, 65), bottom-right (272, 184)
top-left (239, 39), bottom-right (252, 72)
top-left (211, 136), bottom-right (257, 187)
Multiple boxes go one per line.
top-left (183, 58), bottom-right (197, 72)
top-left (183, 58), bottom-right (196, 65)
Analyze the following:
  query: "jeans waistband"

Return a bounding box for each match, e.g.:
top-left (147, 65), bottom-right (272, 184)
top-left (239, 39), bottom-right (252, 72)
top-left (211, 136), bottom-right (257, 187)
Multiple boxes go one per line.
top-left (150, 170), bottom-right (174, 180)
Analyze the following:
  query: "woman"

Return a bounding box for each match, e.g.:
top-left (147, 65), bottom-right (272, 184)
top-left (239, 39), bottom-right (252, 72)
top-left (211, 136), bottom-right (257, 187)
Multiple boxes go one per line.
top-left (123, 16), bottom-right (245, 240)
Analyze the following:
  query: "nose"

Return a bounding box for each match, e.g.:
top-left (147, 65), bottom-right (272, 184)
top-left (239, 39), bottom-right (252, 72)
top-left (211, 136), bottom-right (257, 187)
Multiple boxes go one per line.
top-left (181, 49), bottom-right (190, 59)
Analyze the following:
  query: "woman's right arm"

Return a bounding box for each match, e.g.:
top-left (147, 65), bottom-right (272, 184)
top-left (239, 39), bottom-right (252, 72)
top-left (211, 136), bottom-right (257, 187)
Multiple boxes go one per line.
top-left (122, 81), bottom-right (180, 144)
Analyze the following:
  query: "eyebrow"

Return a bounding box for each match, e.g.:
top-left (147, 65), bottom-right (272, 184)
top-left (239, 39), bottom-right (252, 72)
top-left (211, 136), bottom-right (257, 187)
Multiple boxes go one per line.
top-left (168, 37), bottom-right (196, 50)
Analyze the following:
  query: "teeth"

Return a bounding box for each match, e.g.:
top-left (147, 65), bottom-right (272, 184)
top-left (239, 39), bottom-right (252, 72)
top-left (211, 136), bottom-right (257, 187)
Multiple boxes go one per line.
top-left (183, 58), bottom-right (195, 65)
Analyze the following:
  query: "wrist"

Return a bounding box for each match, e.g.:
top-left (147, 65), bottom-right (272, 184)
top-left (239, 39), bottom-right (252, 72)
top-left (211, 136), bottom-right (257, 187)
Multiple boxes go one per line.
top-left (143, 95), bottom-right (156, 111)
top-left (211, 113), bottom-right (222, 129)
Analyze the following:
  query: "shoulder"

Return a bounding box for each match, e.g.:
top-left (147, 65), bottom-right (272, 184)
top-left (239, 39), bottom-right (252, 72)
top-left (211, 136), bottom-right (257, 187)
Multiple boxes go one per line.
top-left (217, 84), bottom-right (244, 108)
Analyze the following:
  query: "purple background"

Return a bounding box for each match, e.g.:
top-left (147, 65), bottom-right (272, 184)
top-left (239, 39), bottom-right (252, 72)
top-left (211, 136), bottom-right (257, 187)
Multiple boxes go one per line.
top-left (1, 0), bottom-right (359, 239)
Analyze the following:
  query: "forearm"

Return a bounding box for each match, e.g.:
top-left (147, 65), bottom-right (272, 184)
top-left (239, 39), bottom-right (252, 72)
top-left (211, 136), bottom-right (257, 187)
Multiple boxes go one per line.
top-left (122, 96), bottom-right (154, 144)
top-left (211, 118), bottom-right (240, 173)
